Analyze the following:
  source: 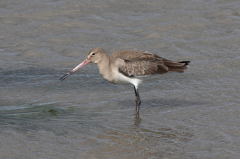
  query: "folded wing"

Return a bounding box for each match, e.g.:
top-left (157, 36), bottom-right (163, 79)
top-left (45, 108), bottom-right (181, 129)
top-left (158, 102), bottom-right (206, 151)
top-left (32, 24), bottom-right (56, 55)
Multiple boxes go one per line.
top-left (112, 50), bottom-right (190, 77)
top-left (111, 50), bottom-right (167, 77)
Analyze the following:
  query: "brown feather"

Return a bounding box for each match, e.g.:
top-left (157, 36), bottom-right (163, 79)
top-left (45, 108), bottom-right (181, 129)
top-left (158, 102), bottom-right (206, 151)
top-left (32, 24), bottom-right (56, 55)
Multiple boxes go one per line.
top-left (163, 59), bottom-right (190, 72)
top-left (111, 50), bottom-right (190, 77)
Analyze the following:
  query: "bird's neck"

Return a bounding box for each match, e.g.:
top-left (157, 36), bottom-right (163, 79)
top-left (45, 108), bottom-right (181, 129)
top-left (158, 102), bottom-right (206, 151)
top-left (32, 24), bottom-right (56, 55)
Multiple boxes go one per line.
top-left (97, 53), bottom-right (111, 80)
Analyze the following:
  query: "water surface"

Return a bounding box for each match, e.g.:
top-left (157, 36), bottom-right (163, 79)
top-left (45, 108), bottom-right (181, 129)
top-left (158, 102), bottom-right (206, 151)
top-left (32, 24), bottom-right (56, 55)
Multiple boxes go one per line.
top-left (0, 0), bottom-right (240, 158)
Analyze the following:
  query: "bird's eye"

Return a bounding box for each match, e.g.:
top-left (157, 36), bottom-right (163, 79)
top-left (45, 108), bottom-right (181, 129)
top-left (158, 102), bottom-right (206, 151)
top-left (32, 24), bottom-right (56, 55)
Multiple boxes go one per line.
top-left (92, 53), bottom-right (95, 56)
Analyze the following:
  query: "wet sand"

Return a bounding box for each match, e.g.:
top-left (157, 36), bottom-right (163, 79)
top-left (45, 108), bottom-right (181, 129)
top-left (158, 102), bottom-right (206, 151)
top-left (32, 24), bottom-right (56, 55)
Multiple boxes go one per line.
top-left (1, 0), bottom-right (240, 158)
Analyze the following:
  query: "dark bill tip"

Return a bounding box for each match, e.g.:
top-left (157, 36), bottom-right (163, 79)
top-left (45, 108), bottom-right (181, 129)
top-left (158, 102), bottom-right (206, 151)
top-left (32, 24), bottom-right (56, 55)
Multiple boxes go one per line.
top-left (60, 71), bottom-right (74, 81)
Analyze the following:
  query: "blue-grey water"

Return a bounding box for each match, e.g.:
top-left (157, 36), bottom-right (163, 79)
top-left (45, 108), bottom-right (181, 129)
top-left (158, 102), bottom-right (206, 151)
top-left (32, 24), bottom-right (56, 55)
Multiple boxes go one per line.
top-left (1, 0), bottom-right (240, 158)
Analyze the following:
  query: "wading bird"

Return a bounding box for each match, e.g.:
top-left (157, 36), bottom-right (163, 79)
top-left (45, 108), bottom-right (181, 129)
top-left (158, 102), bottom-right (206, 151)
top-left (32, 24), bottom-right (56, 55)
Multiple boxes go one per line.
top-left (60, 47), bottom-right (190, 116)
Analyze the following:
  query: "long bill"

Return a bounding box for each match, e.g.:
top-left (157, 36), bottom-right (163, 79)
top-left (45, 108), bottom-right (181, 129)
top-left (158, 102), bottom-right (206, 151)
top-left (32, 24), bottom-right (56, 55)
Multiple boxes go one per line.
top-left (60, 58), bottom-right (90, 81)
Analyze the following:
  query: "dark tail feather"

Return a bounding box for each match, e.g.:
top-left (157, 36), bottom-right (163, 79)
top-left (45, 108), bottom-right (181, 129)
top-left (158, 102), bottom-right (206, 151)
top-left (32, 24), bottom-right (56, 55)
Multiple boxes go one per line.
top-left (163, 59), bottom-right (190, 73)
top-left (179, 61), bottom-right (190, 65)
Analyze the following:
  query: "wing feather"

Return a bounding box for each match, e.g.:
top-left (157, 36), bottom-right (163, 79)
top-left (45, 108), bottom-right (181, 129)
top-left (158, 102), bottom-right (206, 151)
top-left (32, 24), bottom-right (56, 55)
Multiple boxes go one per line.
top-left (113, 50), bottom-right (168, 77)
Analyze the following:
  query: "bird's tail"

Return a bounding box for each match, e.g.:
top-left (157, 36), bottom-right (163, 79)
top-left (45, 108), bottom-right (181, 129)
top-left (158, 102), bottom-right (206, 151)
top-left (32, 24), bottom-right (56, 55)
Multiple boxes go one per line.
top-left (163, 59), bottom-right (190, 73)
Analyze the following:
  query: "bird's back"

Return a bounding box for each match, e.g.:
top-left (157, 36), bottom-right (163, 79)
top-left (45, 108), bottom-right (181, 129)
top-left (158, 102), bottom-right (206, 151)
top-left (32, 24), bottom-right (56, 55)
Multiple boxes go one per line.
top-left (110, 50), bottom-right (189, 77)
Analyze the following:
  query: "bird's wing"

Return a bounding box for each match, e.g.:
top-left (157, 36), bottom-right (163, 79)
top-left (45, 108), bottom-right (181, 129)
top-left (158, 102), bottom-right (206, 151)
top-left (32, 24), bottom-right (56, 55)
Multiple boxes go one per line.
top-left (112, 50), bottom-right (169, 77)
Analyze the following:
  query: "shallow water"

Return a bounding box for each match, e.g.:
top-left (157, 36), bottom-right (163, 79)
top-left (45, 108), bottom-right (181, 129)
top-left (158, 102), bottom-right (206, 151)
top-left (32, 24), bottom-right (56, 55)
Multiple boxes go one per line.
top-left (1, 0), bottom-right (240, 158)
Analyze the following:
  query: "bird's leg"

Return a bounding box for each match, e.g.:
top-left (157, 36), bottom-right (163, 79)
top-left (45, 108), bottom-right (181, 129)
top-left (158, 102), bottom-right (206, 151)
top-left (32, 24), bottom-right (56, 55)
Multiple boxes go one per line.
top-left (134, 86), bottom-right (141, 115)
